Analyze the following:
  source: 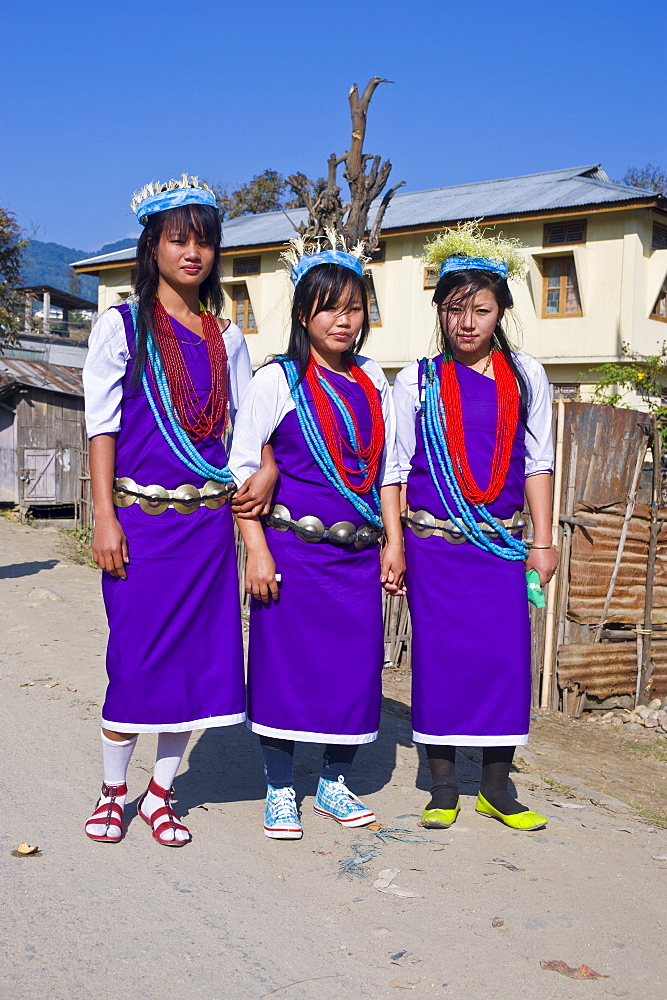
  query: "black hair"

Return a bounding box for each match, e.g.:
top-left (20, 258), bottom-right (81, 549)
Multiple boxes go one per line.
top-left (283, 263), bottom-right (370, 381)
top-left (131, 203), bottom-right (223, 382)
top-left (432, 268), bottom-right (531, 422)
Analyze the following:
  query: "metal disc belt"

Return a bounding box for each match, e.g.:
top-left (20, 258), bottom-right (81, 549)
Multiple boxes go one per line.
top-left (401, 507), bottom-right (525, 545)
top-left (265, 503), bottom-right (384, 548)
top-left (112, 477), bottom-right (235, 515)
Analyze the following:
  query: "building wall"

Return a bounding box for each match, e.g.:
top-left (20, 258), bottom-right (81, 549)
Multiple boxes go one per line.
top-left (98, 268), bottom-right (133, 312)
top-left (0, 403), bottom-right (17, 503)
top-left (90, 205), bottom-right (667, 396)
top-left (15, 390), bottom-right (85, 505)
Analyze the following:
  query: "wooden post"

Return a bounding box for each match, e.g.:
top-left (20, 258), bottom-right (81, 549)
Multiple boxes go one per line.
top-left (635, 620), bottom-right (644, 708)
top-left (554, 438), bottom-right (578, 709)
top-left (540, 398), bottom-right (565, 708)
top-left (42, 290), bottom-right (51, 335)
top-left (639, 418), bottom-right (661, 704)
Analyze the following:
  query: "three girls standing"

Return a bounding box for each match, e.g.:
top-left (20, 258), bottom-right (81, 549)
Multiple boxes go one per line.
top-left (84, 185), bottom-right (553, 847)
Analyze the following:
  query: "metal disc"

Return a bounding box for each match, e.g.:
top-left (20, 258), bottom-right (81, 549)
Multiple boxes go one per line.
top-left (354, 524), bottom-right (376, 549)
top-left (172, 484), bottom-right (202, 515)
top-left (138, 485), bottom-right (169, 516)
top-left (113, 477), bottom-right (137, 508)
top-left (296, 515), bottom-right (324, 542)
top-left (409, 509), bottom-right (436, 538)
top-left (442, 527), bottom-right (467, 545)
top-left (329, 521), bottom-right (356, 541)
top-left (201, 480), bottom-right (228, 510)
top-left (267, 504), bottom-right (291, 530)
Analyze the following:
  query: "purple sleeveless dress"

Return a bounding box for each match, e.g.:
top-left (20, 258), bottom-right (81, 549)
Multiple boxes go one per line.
top-left (404, 356), bottom-right (531, 746)
top-left (100, 306), bottom-right (245, 733)
top-left (247, 366), bottom-right (385, 744)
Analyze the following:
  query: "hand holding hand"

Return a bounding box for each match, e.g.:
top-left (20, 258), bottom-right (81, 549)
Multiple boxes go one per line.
top-left (233, 462), bottom-right (278, 519)
top-left (380, 540), bottom-right (406, 596)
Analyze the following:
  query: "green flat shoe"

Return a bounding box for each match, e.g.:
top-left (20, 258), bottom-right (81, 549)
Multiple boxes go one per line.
top-left (475, 792), bottom-right (547, 831)
top-left (421, 797), bottom-right (461, 829)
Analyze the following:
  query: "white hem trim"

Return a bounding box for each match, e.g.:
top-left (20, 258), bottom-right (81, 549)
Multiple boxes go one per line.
top-left (101, 712), bottom-right (246, 734)
top-left (412, 731), bottom-right (529, 747)
top-left (248, 720), bottom-right (377, 745)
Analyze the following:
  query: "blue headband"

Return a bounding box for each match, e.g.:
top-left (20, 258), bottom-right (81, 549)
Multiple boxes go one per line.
top-left (439, 255), bottom-right (509, 280)
top-left (134, 186), bottom-right (218, 225)
top-left (291, 249), bottom-right (364, 286)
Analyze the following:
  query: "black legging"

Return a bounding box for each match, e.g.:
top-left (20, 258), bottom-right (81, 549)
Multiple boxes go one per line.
top-left (259, 735), bottom-right (358, 789)
top-left (425, 744), bottom-right (527, 814)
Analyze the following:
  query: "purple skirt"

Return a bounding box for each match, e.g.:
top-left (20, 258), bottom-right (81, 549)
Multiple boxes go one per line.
top-left (101, 503), bottom-right (245, 733)
top-left (247, 529), bottom-right (384, 744)
top-left (405, 530), bottom-right (531, 746)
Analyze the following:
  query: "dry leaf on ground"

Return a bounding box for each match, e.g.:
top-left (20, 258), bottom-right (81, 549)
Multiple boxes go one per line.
top-left (540, 961), bottom-right (609, 979)
top-left (16, 842), bottom-right (39, 855)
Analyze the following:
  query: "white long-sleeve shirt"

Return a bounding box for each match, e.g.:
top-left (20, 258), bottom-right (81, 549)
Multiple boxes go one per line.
top-left (82, 307), bottom-right (253, 438)
top-left (392, 352), bottom-right (554, 482)
top-left (228, 356), bottom-right (402, 488)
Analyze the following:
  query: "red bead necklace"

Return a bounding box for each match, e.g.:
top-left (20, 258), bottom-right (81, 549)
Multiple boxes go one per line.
top-left (438, 350), bottom-right (519, 504)
top-left (305, 355), bottom-right (385, 494)
top-left (152, 298), bottom-right (229, 441)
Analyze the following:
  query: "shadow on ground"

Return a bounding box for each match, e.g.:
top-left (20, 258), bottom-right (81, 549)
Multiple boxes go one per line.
top-left (0, 559), bottom-right (60, 579)
top-left (166, 693), bottom-right (518, 819)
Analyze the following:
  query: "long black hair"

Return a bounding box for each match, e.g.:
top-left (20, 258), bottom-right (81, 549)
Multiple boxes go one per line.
top-left (283, 263), bottom-right (370, 380)
top-left (433, 268), bottom-right (531, 421)
top-left (131, 203), bottom-right (223, 383)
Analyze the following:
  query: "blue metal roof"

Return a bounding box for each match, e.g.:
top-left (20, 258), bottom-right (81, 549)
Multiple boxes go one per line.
top-left (72, 164), bottom-right (655, 268)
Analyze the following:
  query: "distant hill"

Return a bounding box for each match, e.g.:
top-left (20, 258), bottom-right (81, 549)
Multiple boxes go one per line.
top-left (20, 237), bottom-right (137, 303)
top-left (95, 238), bottom-right (137, 256)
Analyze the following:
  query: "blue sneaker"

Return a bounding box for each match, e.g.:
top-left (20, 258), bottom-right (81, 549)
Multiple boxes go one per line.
top-left (264, 785), bottom-right (303, 840)
top-left (313, 775), bottom-right (376, 827)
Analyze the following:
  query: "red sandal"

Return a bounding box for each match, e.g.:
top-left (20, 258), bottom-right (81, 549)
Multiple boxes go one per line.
top-left (137, 778), bottom-right (191, 847)
top-left (85, 782), bottom-right (127, 843)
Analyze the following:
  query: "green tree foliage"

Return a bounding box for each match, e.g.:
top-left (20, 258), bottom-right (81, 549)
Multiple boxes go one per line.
top-left (0, 207), bottom-right (28, 346)
top-left (621, 164), bottom-right (667, 195)
top-left (592, 342), bottom-right (667, 443)
top-left (209, 169), bottom-right (317, 222)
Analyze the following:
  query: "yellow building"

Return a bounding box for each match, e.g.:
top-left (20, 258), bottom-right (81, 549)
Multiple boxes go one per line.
top-left (72, 164), bottom-right (667, 397)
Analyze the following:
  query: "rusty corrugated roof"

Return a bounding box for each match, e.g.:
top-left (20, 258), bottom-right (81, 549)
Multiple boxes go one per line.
top-left (0, 359), bottom-right (83, 397)
top-left (567, 504), bottom-right (667, 625)
top-left (557, 641), bottom-right (667, 699)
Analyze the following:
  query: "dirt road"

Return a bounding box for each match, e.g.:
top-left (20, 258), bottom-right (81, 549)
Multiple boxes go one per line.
top-left (2, 518), bottom-right (666, 1000)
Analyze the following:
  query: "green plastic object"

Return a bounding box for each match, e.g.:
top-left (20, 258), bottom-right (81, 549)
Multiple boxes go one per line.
top-left (526, 568), bottom-right (546, 608)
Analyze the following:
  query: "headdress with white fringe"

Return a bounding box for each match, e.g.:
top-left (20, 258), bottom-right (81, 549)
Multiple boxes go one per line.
top-left (131, 174), bottom-right (217, 225)
top-left (422, 221), bottom-right (527, 282)
top-left (281, 228), bottom-right (370, 287)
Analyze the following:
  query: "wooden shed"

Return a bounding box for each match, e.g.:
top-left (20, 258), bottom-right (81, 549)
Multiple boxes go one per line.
top-left (0, 359), bottom-right (84, 510)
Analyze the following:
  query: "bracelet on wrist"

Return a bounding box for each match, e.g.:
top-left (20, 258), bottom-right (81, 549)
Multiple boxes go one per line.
top-left (529, 544), bottom-right (554, 550)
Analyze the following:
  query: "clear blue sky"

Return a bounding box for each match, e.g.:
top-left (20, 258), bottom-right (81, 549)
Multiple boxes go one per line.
top-left (2, 0), bottom-right (665, 252)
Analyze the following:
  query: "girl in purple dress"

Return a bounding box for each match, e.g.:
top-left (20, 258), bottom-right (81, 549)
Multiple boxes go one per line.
top-left (393, 226), bottom-right (558, 832)
top-left (230, 235), bottom-right (405, 840)
top-left (83, 176), bottom-right (274, 847)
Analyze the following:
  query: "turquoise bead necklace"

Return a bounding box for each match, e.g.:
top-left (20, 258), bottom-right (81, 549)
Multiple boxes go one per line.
top-left (130, 304), bottom-right (234, 483)
top-left (420, 358), bottom-right (527, 561)
top-left (281, 358), bottom-right (382, 527)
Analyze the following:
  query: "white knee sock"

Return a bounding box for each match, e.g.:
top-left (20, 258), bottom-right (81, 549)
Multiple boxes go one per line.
top-left (86, 732), bottom-right (137, 840)
top-left (101, 732), bottom-right (137, 786)
top-left (142, 731), bottom-right (191, 843)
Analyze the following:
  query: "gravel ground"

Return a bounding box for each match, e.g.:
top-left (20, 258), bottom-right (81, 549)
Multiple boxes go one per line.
top-left (2, 517), bottom-right (667, 1000)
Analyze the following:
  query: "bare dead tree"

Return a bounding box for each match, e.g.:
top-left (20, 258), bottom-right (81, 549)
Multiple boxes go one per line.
top-left (286, 78), bottom-right (405, 253)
